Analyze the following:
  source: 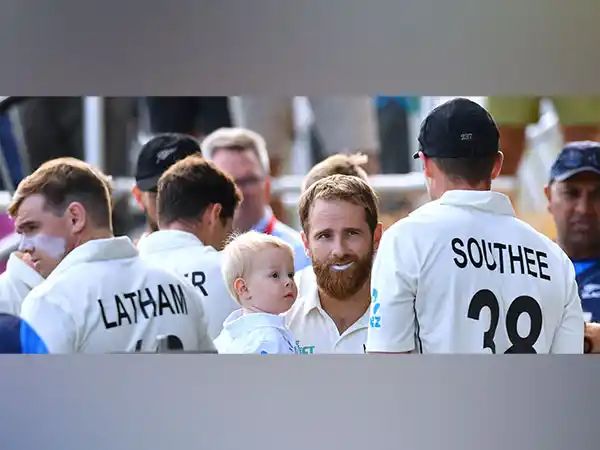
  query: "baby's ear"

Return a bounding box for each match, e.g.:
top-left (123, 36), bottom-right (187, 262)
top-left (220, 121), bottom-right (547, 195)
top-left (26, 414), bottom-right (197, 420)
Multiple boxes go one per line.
top-left (233, 277), bottom-right (248, 298)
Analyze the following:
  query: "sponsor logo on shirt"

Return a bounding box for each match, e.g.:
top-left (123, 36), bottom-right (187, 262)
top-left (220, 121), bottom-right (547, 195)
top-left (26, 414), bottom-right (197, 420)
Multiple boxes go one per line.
top-left (295, 340), bottom-right (315, 354)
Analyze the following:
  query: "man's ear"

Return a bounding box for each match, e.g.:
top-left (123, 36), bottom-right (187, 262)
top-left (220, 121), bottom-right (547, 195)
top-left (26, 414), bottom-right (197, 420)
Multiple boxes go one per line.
top-left (422, 153), bottom-right (434, 179)
top-left (490, 151), bottom-right (504, 180)
top-left (203, 203), bottom-right (222, 227)
top-left (372, 222), bottom-right (383, 252)
top-left (301, 230), bottom-right (312, 259)
top-left (131, 186), bottom-right (144, 209)
top-left (66, 202), bottom-right (87, 234)
top-left (544, 183), bottom-right (553, 213)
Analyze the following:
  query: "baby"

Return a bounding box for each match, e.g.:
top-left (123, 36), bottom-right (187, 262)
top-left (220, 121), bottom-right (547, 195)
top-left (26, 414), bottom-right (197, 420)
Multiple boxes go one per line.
top-left (214, 231), bottom-right (298, 354)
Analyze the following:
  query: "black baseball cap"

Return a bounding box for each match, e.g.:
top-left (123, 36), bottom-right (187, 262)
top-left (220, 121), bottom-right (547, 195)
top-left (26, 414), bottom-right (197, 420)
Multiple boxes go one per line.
top-left (549, 141), bottom-right (600, 183)
top-left (135, 133), bottom-right (202, 191)
top-left (414, 98), bottom-right (500, 159)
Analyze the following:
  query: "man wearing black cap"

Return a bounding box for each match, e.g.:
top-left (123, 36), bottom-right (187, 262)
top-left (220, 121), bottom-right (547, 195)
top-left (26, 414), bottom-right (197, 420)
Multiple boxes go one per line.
top-left (546, 141), bottom-right (600, 351)
top-left (366, 97), bottom-right (584, 354)
top-left (132, 133), bottom-right (202, 236)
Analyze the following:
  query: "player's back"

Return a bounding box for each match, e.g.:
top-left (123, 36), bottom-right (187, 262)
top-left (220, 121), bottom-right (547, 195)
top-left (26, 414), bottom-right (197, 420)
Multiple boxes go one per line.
top-left (21, 237), bottom-right (214, 353)
top-left (138, 230), bottom-right (238, 339)
top-left (371, 191), bottom-right (583, 354)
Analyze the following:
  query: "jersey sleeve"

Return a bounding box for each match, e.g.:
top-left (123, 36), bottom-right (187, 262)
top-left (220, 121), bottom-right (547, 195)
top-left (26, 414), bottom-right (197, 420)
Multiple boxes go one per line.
top-left (20, 292), bottom-right (77, 353)
top-left (366, 225), bottom-right (418, 353)
top-left (550, 260), bottom-right (584, 354)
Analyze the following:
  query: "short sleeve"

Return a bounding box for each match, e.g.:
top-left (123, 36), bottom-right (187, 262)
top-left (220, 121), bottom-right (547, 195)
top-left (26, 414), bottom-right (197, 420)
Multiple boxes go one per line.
top-left (551, 260), bottom-right (584, 354)
top-left (366, 225), bottom-right (418, 353)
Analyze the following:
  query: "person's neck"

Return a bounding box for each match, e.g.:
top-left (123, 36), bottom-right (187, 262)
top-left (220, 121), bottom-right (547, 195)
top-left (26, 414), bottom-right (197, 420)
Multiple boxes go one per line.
top-left (559, 239), bottom-right (600, 261)
top-left (78, 228), bottom-right (113, 246)
top-left (318, 279), bottom-right (371, 335)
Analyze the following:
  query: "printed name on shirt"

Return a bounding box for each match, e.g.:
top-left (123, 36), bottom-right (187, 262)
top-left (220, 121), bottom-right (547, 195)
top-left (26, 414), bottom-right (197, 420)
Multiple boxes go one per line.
top-left (451, 237), bottom-right (551, 280)
top-left (183, 271), bottom-right (208, 296)
top-left (98, 283), bottom-right (189, 329)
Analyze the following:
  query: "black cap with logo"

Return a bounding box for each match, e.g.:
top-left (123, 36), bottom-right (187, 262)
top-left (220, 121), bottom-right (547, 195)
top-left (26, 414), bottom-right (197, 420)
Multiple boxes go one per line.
top-left (135, 133), bottom-right (202, 192)
top-left (414, 98), bottom-right (500, 159)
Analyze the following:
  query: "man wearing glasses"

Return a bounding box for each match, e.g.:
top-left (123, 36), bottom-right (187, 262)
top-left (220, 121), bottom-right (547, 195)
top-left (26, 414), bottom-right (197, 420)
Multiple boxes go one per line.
top-left (202, 127), bottom-right (311, 271)
top-left (546, 141), bottom-right (600, 351)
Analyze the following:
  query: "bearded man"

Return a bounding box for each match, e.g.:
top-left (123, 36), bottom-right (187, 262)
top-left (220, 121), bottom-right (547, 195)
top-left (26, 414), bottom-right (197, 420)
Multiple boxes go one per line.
top-left (284, 175), bottom-right (382, 353)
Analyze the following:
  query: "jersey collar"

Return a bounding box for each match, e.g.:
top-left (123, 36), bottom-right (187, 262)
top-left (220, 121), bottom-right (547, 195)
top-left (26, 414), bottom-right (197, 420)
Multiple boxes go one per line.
top-left (223, 310), bottom-right (288, 339)
top-left (437, 190), bottom-right (515, 216)
top-left (301, 283), bottom-right (370, 331)
top-left (137, 229), bottom-right (207, 255)
top-left (48, 236), bottom-right (137, 280)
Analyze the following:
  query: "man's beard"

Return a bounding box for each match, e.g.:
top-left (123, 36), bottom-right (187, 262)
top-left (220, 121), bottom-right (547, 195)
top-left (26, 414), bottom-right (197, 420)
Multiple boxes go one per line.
top-left (312, 247), bottom-right (374, 300)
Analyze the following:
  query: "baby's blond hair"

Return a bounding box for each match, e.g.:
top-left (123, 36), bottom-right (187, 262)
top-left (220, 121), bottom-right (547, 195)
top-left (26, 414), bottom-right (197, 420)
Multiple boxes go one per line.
top-left (221, 230), bottom-right (294, 304)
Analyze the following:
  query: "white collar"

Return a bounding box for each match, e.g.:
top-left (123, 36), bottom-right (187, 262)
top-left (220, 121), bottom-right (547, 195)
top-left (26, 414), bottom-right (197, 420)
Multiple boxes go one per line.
top-left (6, 252), bottom-right (44, 289)
top-left (300, 284), bottom-right (370, 330)
top-left (48, 236), bottom-right (137, 280)
top-left (435, 190), bottom-right (515, 216)
top-left (137, 229), bottom-right (209, 255)
top-left (223, 309), bottom-right (288, 339)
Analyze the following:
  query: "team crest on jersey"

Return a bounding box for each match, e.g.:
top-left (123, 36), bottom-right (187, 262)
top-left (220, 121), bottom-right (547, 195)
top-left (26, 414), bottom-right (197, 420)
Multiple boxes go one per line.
top-left (155, 147), bottom-right (177, 163)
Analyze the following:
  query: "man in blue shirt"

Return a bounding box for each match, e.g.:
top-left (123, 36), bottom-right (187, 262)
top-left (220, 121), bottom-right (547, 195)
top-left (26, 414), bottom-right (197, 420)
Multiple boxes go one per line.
top-left (546, 141), bottom-right (600, 351)
top-left (202, 127), bottom-right (311, 271)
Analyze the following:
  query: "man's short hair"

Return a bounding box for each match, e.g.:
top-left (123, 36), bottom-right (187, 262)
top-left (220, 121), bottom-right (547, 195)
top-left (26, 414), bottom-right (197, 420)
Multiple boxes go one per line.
top-left (299, 174), bottom-right (379, 236)
top-left (430, 154), bottom-right (498, 186)
top-left (201, 127), bottom-right (270, 175)
top-left (8, 157), bottom-right (112, 229)
top-left (157, 155), bottom-right (242, 226)
top-left (302, 153), bottom-right (369, 192)
top-left (220, 230), bottom-right (294, 304)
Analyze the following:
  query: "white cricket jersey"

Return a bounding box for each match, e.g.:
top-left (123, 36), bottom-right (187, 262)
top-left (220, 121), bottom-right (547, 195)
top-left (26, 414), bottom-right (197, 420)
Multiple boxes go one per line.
top-left (137, 230), bottom-right (238, 339)
top-left (20, 237), bottom-right (215, 354)
top-left (284, 281), bottom-right (368, 354)
top-left (366, 190), bottom-right (584, 354)
top-left (0, 253), bottom-right (44, 315)
top-left (214, 309), bottom-right (297, 354)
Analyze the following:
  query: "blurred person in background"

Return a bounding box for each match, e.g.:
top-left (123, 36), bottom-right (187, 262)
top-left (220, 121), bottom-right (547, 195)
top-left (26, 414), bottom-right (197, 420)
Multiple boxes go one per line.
top-left (138, 155), bottom-right (241, 339)
top-left (142, 97), bottom-right (232, 140)
top-left (131, 133), bottom-right (202, 240)
top-left (229, 96), bottom-right (381, 176)
top-left (202, 127), bottom-right (311, 271)
top-left (487, 96), bottom-right (600, 176)
top-left (545, 141), bottom-right (600, 352)
top-left (285, 175), bottom-right (382, 354)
